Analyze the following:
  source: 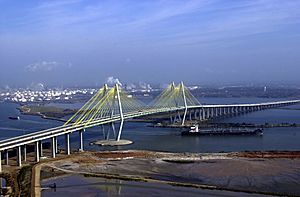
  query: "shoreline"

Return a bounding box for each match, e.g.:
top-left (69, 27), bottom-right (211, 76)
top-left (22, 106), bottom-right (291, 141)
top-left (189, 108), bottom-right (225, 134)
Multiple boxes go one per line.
top-left (16, 104), bottom-right (300, 129)
top-left (17, 105), bottom-right (69, 123)
top-left (32, 150), bottom-right (300, 197)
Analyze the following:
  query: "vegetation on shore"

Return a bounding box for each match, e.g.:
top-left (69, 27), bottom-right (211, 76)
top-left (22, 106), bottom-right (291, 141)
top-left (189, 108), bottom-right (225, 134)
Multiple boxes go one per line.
top-left (18, 105), bottom-right (76, 121)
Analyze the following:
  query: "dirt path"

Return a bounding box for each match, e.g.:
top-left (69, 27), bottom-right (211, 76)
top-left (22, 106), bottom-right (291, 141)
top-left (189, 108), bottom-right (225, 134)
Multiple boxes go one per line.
top-left (31, 163), bottom-right (42, 197)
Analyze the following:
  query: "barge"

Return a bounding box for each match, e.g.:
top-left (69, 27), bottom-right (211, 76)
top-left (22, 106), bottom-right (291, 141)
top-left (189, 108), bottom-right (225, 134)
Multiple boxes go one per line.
top-left (181, 125), bottom-right (263, 136)
top-left (8, 116), bottom-right (20, 120)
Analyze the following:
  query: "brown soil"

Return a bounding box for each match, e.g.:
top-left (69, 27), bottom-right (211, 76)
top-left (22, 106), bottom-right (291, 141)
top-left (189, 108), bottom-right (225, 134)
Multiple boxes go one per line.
top-left (231, 151), bottom-right (300, 158)
top-left (92, 151), bottom-right (155, 159)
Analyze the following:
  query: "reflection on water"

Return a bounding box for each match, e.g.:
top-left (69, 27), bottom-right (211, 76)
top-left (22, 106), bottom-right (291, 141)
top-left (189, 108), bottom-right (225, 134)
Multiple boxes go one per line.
top-left (1, 101), bottom-right (300, 152)
top-left (1, 99), bottom-right (300, 196)
top-left (41, 175), bottom-right (263, 197)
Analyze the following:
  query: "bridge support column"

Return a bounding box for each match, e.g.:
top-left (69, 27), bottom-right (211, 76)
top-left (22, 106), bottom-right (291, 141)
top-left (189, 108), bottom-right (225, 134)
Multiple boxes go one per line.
top-left (51, 137), bottom-right (56, 158)
top-left (17, 146), bottom-right (21, 167)
top-left (79, 129), bottom-right (84, 151)
top-left (65, 133), bottom-right (70, 155)
top-left (5, 150), bottom-right (8, 165)
top-left (35, 141), bottom-right (40, 162)
top-left (39, 141), bottom-right (43, 157)
top-left (54, 136), bottom-right (58, 154)
top-left (206, 108), bottom-right (210, 119)
top-left (0, 151), bottom-right (2, 172)
top-left (201, 109), bottom-right (205, 120)
top-left (199, 109), bottom-right (203, 121)
top-left (211, 108), bottom-right (214, 118)
top-left (23, 145), bottom-right (27, 162)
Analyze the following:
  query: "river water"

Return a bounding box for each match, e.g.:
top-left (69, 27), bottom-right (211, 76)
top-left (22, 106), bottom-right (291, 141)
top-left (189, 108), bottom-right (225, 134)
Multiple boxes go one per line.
top-left (1, 98), bottom-right (300, 196)
top-left (1, 98), bottom-right (300, 153)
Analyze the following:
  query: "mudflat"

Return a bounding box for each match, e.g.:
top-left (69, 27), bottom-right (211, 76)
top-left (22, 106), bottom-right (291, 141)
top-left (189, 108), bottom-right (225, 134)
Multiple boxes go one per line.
top-left (37, 150), bottom-right (300, 196)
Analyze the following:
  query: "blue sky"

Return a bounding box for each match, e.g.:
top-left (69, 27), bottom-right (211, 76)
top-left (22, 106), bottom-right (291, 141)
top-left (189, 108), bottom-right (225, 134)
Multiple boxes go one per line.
top-left (0, 0), bottom-right (300, 87)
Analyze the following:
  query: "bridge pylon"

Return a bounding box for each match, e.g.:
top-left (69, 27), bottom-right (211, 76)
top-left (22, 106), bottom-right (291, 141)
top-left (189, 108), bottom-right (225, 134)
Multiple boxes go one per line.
top-left (180, 82), bottom-right (188, 126)
top-left (115, 84), bottom-right (124, 141)
top-left (150, 81), bottom-right (200, 125)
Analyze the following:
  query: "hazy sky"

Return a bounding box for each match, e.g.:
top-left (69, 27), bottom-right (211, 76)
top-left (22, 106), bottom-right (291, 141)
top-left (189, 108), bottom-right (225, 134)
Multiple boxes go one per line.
top-left (1, 0), bottom-right (300, 87)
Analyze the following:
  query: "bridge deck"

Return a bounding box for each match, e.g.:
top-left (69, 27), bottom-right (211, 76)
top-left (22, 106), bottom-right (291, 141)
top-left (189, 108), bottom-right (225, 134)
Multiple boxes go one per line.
top-left (0, 100), bottom-right (299, 151)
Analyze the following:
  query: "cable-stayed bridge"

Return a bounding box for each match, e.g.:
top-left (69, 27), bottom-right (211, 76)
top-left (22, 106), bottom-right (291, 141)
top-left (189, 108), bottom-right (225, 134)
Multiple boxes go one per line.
top-left (0, 82), bottom-right (299, 171)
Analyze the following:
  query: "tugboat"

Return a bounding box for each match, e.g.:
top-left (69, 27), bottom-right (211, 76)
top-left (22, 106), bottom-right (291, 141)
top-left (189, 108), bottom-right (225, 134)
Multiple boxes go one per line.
top-left (181, 125), bottom-right (263, 136)
top-left (8, 116), bottom-right (20, 120)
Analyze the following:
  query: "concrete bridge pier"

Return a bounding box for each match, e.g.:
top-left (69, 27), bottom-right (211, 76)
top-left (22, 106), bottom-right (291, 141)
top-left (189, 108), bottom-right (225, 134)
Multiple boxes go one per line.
top-left (0, 151), bottom-right (2, 172)
top-left (79, 129), bottom-right (84, 151)
top-left (204, 108), bottom-right (208, 119)
top-left (238, 106), bottom-right (242, 113)
top-left (193, 109), bottom-right (198, 120)
top-left (5, 150), bottom-right (9, 165)
top-left (235, 107), bottom-right (238, 114)
top-left (214, 108), bottom-right (218, 117)
top-left (211, 108), bottom-right (215, 117)
top-left (169, 114), bottom-right (173, 124)
top-left (17, 146), bottom-right (21, 167)
top-left (209, 108), bottom-right (213, 119)
top-left (51, 137), bottom-right (56, 158)
top-left (223, 107), bottom-right (227, 116)
top-left (199, 109), bottom-right (203, 120)
top-left (54, 136), bottom-right (58, 154)
top-left (206, 108), bottom-right (210, 119)
top-left (65, 133), bottom-right (70, 155)
top-left (35, 141), bottom-right (40, 162)
top-left (23, 145), bottom-right (27, 162)
top-left (202, 109), bottom-right (206, 121)
top-left (39, 141), bottom-right (43, 157)
top-left (219, 108), bottom-right (223, 116)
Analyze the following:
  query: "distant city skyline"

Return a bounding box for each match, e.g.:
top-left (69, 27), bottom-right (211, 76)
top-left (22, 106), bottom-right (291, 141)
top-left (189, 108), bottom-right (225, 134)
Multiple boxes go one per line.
top-left (1, 0), bottom-right (300, 86)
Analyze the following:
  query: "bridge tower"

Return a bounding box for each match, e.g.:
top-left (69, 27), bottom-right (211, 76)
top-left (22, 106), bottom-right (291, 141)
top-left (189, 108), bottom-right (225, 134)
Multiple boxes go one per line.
top-left (180, 82), bottom-right (188, 126)
top-left (115, 84), bottom-right (124, 141)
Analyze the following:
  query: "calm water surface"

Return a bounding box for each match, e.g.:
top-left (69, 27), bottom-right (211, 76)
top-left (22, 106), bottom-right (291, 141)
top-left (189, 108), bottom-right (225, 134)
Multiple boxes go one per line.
top-left (1, 98), bottom-right (300, 153)
top-left (1, 98), bottom-right (300, 196)
top-left (41, 175), bottom-right (264, 197)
